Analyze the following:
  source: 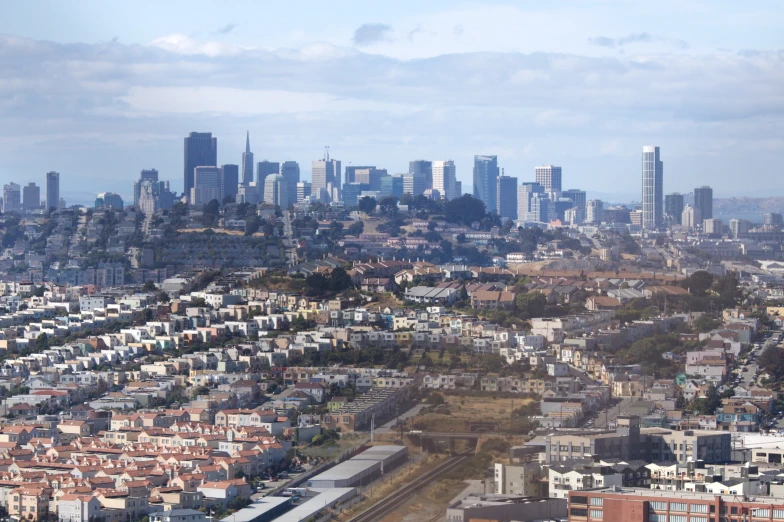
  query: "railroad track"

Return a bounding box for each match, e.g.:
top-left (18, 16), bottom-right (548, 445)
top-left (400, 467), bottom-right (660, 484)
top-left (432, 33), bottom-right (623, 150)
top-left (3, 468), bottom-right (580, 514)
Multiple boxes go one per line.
top-left (347, 451), bottom-right (472, 522)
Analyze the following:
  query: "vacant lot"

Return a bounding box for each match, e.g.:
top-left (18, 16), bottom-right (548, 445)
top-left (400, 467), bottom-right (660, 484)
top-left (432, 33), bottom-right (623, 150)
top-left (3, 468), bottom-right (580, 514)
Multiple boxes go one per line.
top-left (409, 393), bottom-right (534, 432)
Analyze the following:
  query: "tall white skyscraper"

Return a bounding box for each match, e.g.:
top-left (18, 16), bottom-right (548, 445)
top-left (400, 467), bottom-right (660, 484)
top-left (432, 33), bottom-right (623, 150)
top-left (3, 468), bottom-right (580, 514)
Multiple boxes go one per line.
top-left (46, 171), bottom-right (60, 213)
top-left (312, 148), bottom-right (341, 202)
top-left (264, 174), bottom-right (288, 208)
top-left (433, 160), bottom-right (457, 200)
top-left (242, 132), bottom-right (254, 185)
top-left (535, 165), bottom-right (562, 194)
top-left (586, 199), bottom-right (604, 224)
top-left (642, 146), bottom-right (664, 229)
top-left (2, 183), bottom-right (21, 213)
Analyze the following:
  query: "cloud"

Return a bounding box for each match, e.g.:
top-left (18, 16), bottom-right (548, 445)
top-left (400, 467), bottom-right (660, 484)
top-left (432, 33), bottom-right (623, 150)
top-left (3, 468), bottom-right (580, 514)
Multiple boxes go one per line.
top-left (588, 36), bottom-right (616, 48)
top-left (589, 33), bottom-right (688, 50)
top-left (618, 32), bottom-right (653, 45)
top-left (407, 25), bottom-right (424, 42)
top-left (0, 33), bottom-right (782, 199)
top-left (214, 23), bottom-right (238, 36)
top-left (352, 23), bottom-right (393, 47)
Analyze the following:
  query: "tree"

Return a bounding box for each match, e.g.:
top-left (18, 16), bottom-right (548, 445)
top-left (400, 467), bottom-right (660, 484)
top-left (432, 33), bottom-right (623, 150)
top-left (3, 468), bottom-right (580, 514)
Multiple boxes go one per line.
top-left (347, 220), bottom-right (364, 236)
top-left (445, 195), bottom-right (486, 226)
top-left (35, 333), bottom-right (49, 350)
top-left (358, 197), bottom-right (377, 214)
top-left (693, 314), bottom-right (721, 333)
top-left (681, 270), bottom-right (714, 296)
top-left (378, 196), bottom-right (399, 216)
top-left (203, 199), bottom-right (220, 216)
top-left (514, 292), bottom-right (547, 318)
top-left (142, 280), bottom-right (157, 292)
top-left (305, 273), bottom-right (329, 294)
top-left (328, 267), bottom-right (353, 292)
top-left (759, 345), bottom-right (784, 379)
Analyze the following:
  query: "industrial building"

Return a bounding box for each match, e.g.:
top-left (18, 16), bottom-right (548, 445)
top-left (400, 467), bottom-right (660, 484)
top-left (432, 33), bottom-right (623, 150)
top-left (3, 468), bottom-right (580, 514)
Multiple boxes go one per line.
top-left (306, 445), bottom-right (408, 489)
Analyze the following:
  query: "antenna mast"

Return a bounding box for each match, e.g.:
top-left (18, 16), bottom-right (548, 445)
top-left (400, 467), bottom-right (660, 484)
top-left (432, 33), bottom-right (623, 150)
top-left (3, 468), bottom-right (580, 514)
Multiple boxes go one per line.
top-left (324, 146), bottom-right (330, 161)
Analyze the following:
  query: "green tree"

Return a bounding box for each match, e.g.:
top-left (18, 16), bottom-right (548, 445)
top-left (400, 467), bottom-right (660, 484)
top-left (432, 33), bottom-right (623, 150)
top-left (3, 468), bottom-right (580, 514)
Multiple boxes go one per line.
top-left (693, 314), bottom-right (721, 333)
top-left (514, 292), bottom-right (547, 318)
top-left (681, 270), bottom-right (715, 296)
top-left (445, 195), bottom-right (486, 226)
top-left (328, 267), bottom-right (352, 292)
top-left (142, 280), bottom-right (157, 292)
top-left (378, 196), bottom-right (399, 216)
top-left (358, 197), bottom-right (377, 214)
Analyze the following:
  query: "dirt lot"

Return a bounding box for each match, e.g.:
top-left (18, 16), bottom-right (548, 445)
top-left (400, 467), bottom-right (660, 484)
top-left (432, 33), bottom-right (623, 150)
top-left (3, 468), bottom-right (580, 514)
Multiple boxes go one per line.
top-left (378, 479), bottom-right (468, 522)
top-left (298, 433), bottom-right (369, 460)
top-left (409, 393), bottom-right (534, 432)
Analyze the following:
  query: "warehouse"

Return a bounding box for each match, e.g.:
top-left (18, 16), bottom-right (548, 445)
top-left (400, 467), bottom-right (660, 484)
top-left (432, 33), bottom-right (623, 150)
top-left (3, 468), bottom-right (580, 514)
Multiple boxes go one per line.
top-left (352, 445), bottom-right (408, 470)
top-left (306, 459), bottom-right (381, 488)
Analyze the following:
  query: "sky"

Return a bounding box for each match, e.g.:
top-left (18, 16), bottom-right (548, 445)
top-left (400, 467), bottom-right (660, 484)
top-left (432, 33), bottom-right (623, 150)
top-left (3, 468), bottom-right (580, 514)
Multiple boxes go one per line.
top-left (1, 0), bottom-right (783, 204)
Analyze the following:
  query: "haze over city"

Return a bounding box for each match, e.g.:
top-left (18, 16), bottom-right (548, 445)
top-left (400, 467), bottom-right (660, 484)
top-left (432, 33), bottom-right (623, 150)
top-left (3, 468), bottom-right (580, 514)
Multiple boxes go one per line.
top-left (1, 0), bottom-right (783, 204)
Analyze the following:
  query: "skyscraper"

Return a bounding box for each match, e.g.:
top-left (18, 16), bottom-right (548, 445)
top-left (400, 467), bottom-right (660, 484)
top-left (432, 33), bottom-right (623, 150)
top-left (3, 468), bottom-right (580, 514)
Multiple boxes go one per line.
top-left (694, 186), bottom-right (713, 220)
top-left (311, 150), bottom-right (341, 202)
top-left (681, 204), bottom-right (701, 230)
top-left (432, 160), bottom-right (457, 200)
top-left (586, 199), bottom-right (604, 224)
top-left (379, 175), bottom-right (404, 200)
top-left (46, 171), bottom-right (60, 213)
top-left (184, 132), bottom-right (217, 199)
top-left (535, 165), bottom-right (562, 193)
top-left (353, 168), bottom-right (387, 190)
top-left (22, 183), bottom-right (40, 212)
top-left (190, 166), bottom-right (221, 205)
top-left (403, 173), bottom-right (426, 197)
top-left (764, 213), bottom-right (783, 226)
top-left (517, 182), bottom-right (545, 222)
top-left (95, 192), bottom-right (124, 210)
top-left (220, 164), bottom-right (239, 202)
top-left (664, 193), bottom-right (685, 225)
top-left (561, 189), bottom-right (586, 213)
top-left (496, 174), bottom-right (518, 220)
top-left (345, 166), bottom-right (375, 184)
top-left (264, 174), bottom-right (288, 208)
top-left (242, 132), bottom-right (254, 185)
top-left (296, 181), bottom-right (312, 203)
top-left (2, 183), bottom-right (21, 213)
top-left (473, 155), bottom-right (499, 212)
top-left (409, 160), bottom-right (433, 190)
top-left (280, 161), bottom-right (300, 206)
top-left (641, 146), bottom-right (663, 229)
top-left (257, 161), bottom-right (280, 202)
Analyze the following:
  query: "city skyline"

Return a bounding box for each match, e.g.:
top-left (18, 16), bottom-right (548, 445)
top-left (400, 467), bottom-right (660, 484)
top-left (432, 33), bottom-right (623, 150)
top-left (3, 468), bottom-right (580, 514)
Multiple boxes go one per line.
top-left (0, 2), bottom-right (782, 203)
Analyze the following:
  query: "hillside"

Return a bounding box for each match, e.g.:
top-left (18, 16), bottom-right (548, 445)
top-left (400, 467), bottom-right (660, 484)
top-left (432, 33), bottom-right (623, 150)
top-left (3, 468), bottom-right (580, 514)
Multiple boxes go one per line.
top-left (714, 197), bottom-right (784, 215)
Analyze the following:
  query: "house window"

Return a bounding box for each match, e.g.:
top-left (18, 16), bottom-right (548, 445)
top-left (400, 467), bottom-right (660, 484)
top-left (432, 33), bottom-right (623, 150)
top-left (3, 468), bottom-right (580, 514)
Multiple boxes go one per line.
top-left (590, 509), bottom-right (603, 519)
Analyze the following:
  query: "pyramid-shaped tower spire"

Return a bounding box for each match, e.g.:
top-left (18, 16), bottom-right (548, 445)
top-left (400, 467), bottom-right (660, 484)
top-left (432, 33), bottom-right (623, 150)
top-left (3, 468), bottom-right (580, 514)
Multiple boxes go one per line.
top-left (245, 131), bottom-right (250, 153)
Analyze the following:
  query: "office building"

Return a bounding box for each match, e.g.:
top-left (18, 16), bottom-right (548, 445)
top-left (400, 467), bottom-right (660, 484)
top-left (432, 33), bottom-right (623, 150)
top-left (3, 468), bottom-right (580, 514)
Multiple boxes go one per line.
top-left (764, 212), bottom-right (783, 226)
top-left (564, 207), bottom-right (583, 225)
top-left (312, 151), bottom-right (341, 202)
top-left (2, 183), bottom-right (21, 214)
top-left (95, 192), bottom-right (124, 210)
top-left (190, 166), bottom-right (221, 205)
top-left (473, 155), bottom-right (499, 212)
top-left (455, 180), bottom-right (462, 197)
top-left (280, 161), bottom-right (300, 206)
top-left (345, 166), bottom-right (375, 184)
top-left (529, 194), bottom-right (553, 223)
top-left (729, 218), bottom-right (751, 238)
top-left (241, 131), bottom-right (254, 185)
top-left (183, 132), bottom-right (218, 199)
top-left (496, 174), bottom-right (518, 220)
top-left (561, 189), bottom-right (586, 213)
top-left (586, 199), bottom-right (603, 224)
top-left (342, 183), bottom-right (369, 207)
top-left (46, 171), bottom-right (60, 213)
top-left (379, 175), bottom-right (404, 199)
top-left (236, 182), bottom-right (261, 204)
top-left (409, 160), bottom-right (432, 190)
top-left (694, 185), bottom-right (713, 220)
top-left (642, 146), bottom-right (663, 228)
top-left (402, 172), bottom-right (426, 197)
top-left (296, 181), bottom-right (312, 203)
top-left (22, 182), bottom-right (40, 212)
top-left (567, 488), bottom-right (784, 522)
top-left (535, 165), bottom-right (562, 193)
top-left (220, 164), bottom-right (239, 202)
top-left (352, 168), bottom-right (387, 190)
top-left (703, 218), bottom-right (722, 235)
top-left (517, 182), bottom-right (545, 222)
top-left (264, 174), bottom-right (287, 208)
top-left (681, 204), bottom-right (701, 230)
top-left (433, 160), bottom-right (458, 200)
top-left (664, 193), bottom-right (685, 225)
top-left (133, 170), bottom-right (175, 212)
top-left (256, 160), bottom-right (280, 202)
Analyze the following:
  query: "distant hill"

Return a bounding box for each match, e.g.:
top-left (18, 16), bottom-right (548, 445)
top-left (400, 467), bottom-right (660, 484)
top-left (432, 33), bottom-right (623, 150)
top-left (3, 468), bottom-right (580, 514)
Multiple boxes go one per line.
top-left (714, 197), bottom-right (784, 215)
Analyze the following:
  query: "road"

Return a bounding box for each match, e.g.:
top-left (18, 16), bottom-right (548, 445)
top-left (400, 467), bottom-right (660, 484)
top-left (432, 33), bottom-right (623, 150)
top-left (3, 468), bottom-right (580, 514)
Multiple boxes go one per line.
top-left (281, 211), bottom-right (298, 266)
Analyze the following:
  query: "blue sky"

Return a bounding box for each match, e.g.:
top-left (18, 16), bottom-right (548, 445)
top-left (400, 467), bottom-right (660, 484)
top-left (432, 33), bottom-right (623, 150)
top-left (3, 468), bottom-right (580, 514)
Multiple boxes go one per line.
top-left (1, 0), bottom-right (783, 204)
